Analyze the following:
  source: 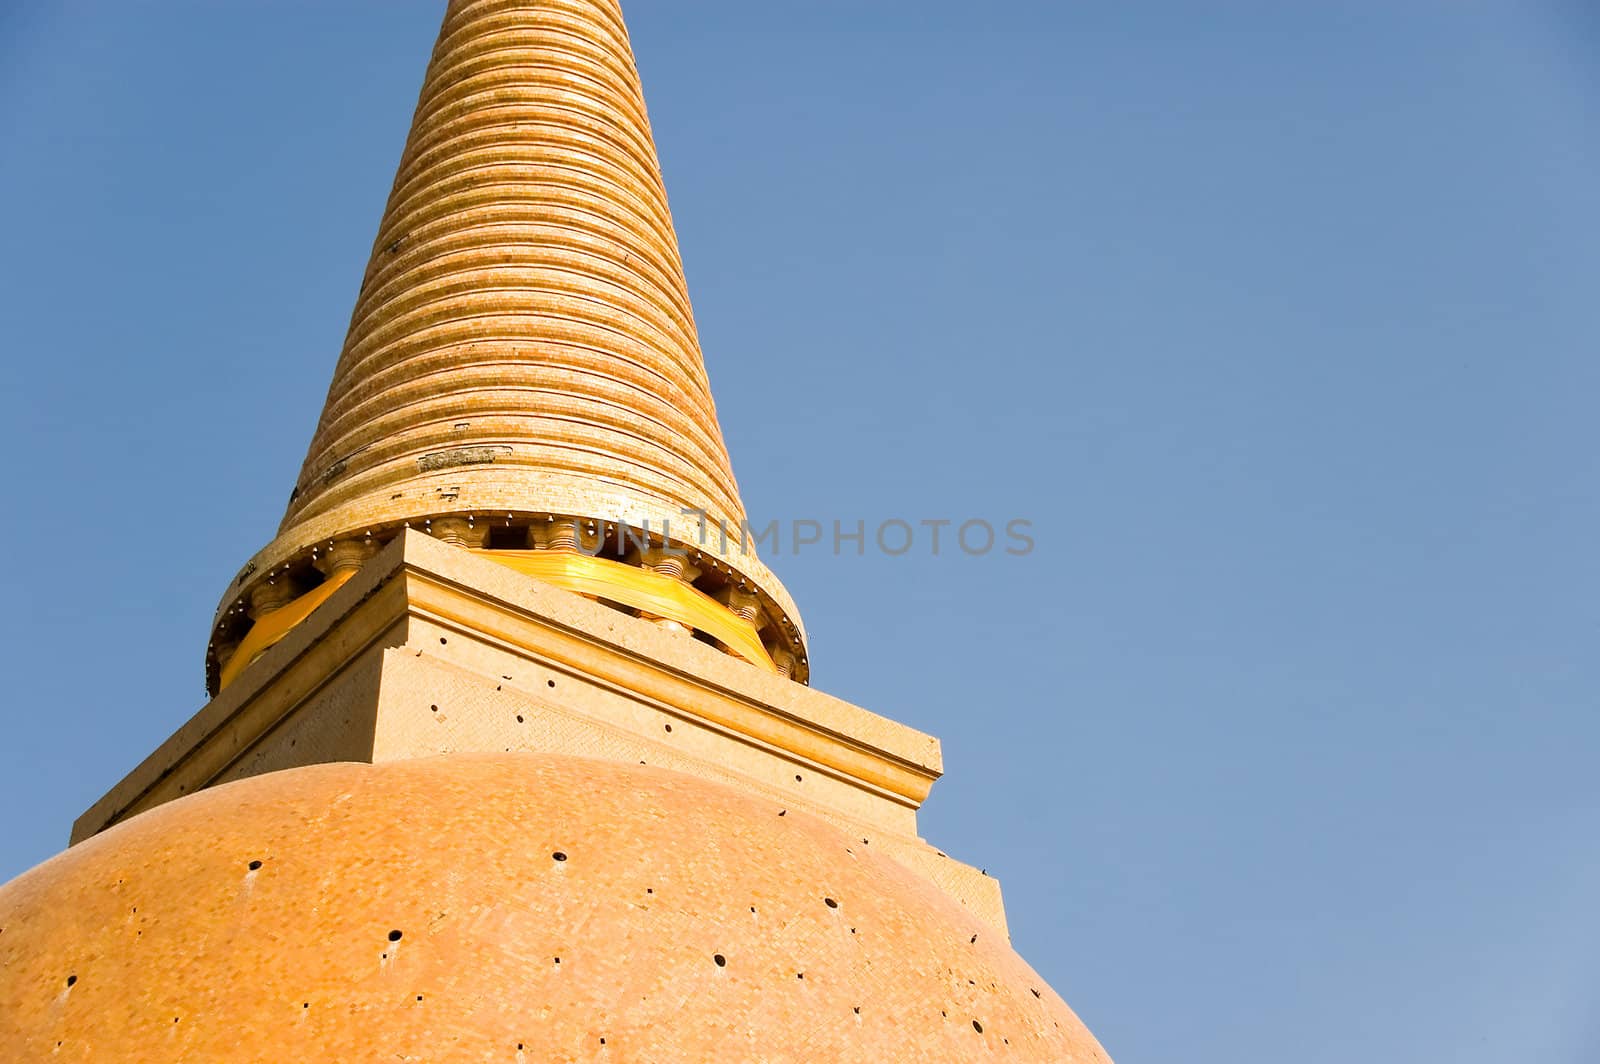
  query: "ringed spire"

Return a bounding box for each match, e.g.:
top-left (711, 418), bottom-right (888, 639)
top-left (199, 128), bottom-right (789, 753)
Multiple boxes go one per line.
top-left (207, 0), bottom-right (806, 692)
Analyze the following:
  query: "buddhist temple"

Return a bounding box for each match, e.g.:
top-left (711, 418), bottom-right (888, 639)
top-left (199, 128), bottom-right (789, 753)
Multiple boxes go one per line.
top-left (0, 2), bottom-right (1111, 1059)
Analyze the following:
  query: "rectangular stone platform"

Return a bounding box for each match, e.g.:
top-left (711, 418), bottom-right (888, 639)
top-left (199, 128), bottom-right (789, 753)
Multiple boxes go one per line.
top-left (75, 531), bottom-right (1009, 934)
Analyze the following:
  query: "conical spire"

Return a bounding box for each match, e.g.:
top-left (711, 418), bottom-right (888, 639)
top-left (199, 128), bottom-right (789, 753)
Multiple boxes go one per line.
top-left (208, 0), bottom-right (805, 691)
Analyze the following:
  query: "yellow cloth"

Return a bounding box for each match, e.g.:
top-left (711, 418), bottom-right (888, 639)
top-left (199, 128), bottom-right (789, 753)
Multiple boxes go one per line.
top-left (219, 549), bottom-right (774, 692)
top-left (218, 569), bottom-right (356, 691)
top-left (476, 549), bottom-right (775, 672)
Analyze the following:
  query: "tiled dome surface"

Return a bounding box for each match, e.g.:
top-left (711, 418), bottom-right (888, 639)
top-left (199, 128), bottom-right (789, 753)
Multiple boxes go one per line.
top-left (0, 754), bottom-right (1106, 1062)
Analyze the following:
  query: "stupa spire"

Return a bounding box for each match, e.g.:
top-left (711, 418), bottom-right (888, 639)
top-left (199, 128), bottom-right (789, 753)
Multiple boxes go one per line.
top-left (207, 0), bottom-right (805, 691)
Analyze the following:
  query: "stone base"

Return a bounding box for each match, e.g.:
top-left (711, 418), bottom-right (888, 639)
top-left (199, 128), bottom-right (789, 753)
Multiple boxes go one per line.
top-left (75, 531), bottom-right (1008, 935)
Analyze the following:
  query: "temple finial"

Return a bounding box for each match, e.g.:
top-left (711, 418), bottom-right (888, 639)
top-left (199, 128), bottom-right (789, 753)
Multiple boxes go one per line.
top-left (207, 0), bottom-right (805, 691)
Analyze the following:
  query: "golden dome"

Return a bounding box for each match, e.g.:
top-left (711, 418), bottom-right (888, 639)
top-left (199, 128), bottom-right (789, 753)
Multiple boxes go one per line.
top-left (209, 0), bottom-right (806, 690)
top-left (0, 754), bottom-right (1107, 1062)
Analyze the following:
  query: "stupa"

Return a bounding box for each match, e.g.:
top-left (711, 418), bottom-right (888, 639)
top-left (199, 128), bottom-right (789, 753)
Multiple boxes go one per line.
top-left (0, 2), bottom-right (1111, 1060)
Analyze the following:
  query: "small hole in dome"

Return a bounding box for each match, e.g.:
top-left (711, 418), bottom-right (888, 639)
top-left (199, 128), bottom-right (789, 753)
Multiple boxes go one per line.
top-left (303, 1002), bottom-right (310, 1009)
top-left (794, 774), bottom-right (802, 782)
top-left (439, 637), bottom-right (447, 645)
top-left (547, 679), bottom-right (556, 688)
top-left (248, 860), bottom-right (262, 871)
top-left (552, 851), bottom-right (567, 862)
top-left (1030, 988), bottom-right (1041, 998)
top-left (388, 929), bottom-right (403, 941)
top-left (382, 953), bottom-right (388, 959)
top-left (796, 972), bottom-right (804, 979)
top-left (430, 705), bottom-right (438, 713)
top-left (600, 1038), bottom-right (606, 1045)
top-left (778, 810), bottom-right (786, 817)
top-left (646, 888), bottom-right (653, 894)
top-left (518, 1044), bottom-right (524, 1051)
top-left (972, 1020), bottom-right (984, 1033)
top-left (750, 906), bottom-right (756, 913)
top-left (853, 1006), bottom-right (861, 1015)
top-left (65, 975), bottom-right (77, 988)
top-left (713, 954), bottom-right (726, 967)
top-left (663, 723), bottom-right (672, 732)
top-left (824, 897), bottom-right (838, 909)
top-left (970, 934), bottom-right (978, 943)
top-left (554, 957), bottom-right (561, 964)
top-left (516, 715), bottom-right (524, 723)
top-left (850, 927), bottom-right (857, 935)
top-left (416, 995), bottom-right (423, 1002)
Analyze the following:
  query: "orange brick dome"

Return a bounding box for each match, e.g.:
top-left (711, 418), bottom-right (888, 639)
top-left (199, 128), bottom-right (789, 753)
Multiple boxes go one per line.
top-left (0, 754), bottom-right (1107, 1062)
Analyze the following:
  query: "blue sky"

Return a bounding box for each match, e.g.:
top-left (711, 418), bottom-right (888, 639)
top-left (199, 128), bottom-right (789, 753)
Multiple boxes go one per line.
top-left (2, 3), bottom-right (1597, 1060)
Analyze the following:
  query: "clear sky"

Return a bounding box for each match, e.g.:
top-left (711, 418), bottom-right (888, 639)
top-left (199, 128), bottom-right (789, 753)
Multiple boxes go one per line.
top-left (2, 2), bottom-right (1597, 1061)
